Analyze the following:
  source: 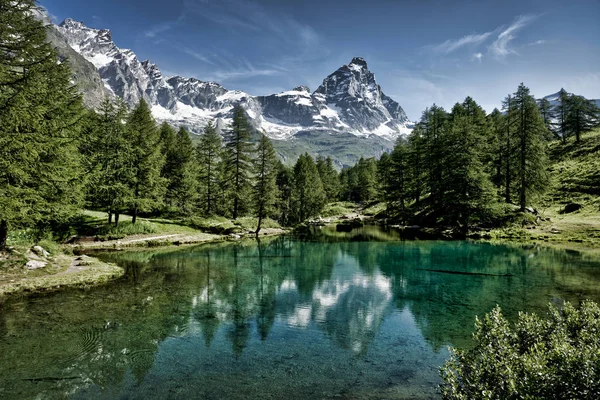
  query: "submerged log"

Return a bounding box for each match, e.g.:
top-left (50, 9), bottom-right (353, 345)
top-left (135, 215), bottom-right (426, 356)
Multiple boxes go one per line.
top-left (416, 268), bottom-right (513, 277)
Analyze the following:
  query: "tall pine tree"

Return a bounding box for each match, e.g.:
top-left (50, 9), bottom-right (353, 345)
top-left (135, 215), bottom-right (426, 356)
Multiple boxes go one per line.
top-left (223, 106), bottom-right (253, 219)
top-left (511, 83), bottom-right (549, 211)
top-left (196, 121), bottom-right (223, 215)
top-left (0, 0), bottom-right (85, 248)
top-left (292, 153), bottom-right (326, 222)
top-left (127, 100), bottom-right (166, 223)
top-left (252, 134), bottom-right (279, 235)
top-left (82, 97), bottom-right (133, 225)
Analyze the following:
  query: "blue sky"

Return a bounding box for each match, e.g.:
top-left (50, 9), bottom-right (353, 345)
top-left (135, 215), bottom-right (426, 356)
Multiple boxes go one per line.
top-left (41, 0), bottom-right (600, 119)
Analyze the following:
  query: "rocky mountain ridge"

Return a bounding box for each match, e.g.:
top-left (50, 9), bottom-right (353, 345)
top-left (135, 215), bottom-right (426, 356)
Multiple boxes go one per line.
top-left (54, 19), bottom-right (412, 142)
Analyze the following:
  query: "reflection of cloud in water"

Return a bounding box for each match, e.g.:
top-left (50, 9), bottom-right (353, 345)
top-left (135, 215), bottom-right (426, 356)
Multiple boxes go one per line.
top-left (280, 251), bottom-right (393, 353)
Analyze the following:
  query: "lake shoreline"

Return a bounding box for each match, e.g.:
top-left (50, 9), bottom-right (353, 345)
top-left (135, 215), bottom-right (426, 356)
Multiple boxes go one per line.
top-left (0, 228), bottom-right (289, 301)
top-left (2, 213), bottom-right (598, 302)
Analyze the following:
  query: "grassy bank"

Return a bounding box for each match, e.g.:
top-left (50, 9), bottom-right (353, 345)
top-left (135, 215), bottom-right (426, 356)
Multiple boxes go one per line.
top-left (0, 210), bottom-right (286, 300)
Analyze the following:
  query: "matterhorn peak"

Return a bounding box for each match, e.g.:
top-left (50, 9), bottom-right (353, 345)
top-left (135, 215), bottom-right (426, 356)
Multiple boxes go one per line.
top-left (349, 57), bottom-right (368, 68)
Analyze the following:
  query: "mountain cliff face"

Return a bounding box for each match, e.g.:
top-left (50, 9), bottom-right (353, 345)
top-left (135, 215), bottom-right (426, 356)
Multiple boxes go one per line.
top-left (46, 17), bottom-right (413, 166)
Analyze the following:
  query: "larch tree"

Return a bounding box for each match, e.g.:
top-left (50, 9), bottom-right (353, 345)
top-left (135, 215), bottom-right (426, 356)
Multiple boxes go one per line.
top-left (171, 127), bottom-right (197, 214)
top-left (275, 161), bottom-right (294, 227)
top-left (196, 121), bottom-right (222, 215)
top-left (127, 100), bottom-right (166, 224)
top-left (564, 95), bottom-right (600, 143)
top-left (292, 153), bottom-right (326, 222)
top-left (406, 124), bottom-right (425, 206)
top-left (537, 98), bottom-right (553, 133)
top-left (252, 134), bottom-right (279, 236)
top-left (82, 97), bottom-right (133, 225)
top-left (389, 140), bottom-right (410, 222)
top-left (442, 98), bottom-right (497, 228)
top-left (501, 94), bottom-right (517, 203)
top-left (0, 0), bottom-right (85, 248)
top-left (316, 156), bottom-right (340, 201)
top-left (511, 83), bottom-right (549, 211)
top-left (223, 105), bottom-right (253, 219)
top-left (551, 88), bottom-right (570, 144)
top-left (421, 105), bottom-right (448, 210)
top-left (158, 122), bottom-right (177, 207)
top-left (376, 152), bottom-right (393, 215)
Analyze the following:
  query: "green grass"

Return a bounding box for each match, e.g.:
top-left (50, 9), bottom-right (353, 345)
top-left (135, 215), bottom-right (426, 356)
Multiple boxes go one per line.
top-left (545, 128), bottom-right (600, 207)
top-left (181, 216), bottom-right (281, 233)
top-left (363, 202), bottom-right (386, 217)
top-left (321, 202), bottom-right (356, 217)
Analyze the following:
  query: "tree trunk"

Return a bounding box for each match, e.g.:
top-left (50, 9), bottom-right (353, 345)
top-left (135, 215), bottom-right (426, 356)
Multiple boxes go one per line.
top-left (108, 210), bottom-right (113, 224)
top-left (115, 212), bottom-right (120, 226)
top-left (0, 220), bottom-right (8, 251)
top-left (132, 205), bottom-right (137, 224)
top-left (255, 216), bottom-right (262, 237)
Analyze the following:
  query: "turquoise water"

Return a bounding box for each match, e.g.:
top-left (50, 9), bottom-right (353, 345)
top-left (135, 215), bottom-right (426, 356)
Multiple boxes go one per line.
top-left (1, 233), bottom-right (600, 399)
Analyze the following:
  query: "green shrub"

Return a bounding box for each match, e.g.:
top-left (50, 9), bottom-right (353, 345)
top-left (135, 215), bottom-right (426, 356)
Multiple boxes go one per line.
top-left (37, 239), bottom-right (60, 255)
top-left (441, 301), bottom-right (600, 399)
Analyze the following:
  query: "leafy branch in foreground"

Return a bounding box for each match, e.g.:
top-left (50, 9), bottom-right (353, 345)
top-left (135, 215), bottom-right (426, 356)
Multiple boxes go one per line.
top-left (440, 301), bottom-right (600, 399)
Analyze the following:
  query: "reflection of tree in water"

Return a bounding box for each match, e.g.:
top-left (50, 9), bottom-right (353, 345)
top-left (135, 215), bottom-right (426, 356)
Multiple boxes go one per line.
top-left (377, 241), bottom-right (600, 350)
top-left (4, 235), bottom-right (600, 398)
top-left (192, 253), bottom-right (220, 348)
top-left (256, 238), bottom-right (276, 341)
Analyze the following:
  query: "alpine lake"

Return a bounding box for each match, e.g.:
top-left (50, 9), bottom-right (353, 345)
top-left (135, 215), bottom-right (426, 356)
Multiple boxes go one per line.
top-left (1, 226), bottom-right (600, 399)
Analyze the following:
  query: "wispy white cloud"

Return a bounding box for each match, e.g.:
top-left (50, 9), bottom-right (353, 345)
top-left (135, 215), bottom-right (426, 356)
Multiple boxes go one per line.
top-left (526, 39), bottom-right (546, 46)
top-left (144, 15), bottom-right (185, 38)
top-left (173, 0), bottom-right (327, 86)
top-left (489, 15), bottom-right (537, 59)
top-left (179, 47), bottom-right (217, 66)
top-left (428, 32), bottom-right (493, 54)
top-left (472, 52), bottom-right (483, 62)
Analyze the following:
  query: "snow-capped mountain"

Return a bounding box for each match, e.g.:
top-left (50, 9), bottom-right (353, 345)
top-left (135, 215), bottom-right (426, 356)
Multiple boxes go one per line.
top-left (54, 19), bottom-right (412, 142)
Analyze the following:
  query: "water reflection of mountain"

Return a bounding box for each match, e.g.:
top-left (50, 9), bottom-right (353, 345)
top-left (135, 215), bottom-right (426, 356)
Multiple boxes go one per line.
top-left (1, 235), bottom-right (600, 398)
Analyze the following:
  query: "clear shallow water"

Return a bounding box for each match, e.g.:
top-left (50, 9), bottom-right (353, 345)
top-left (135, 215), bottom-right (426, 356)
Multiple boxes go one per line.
top-left (1, 232), bottom-right (600, 399)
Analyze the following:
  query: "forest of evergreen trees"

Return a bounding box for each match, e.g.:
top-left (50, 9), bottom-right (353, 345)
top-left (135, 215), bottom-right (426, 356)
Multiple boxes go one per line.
top-left (1, 0), bottom-right (599, 249)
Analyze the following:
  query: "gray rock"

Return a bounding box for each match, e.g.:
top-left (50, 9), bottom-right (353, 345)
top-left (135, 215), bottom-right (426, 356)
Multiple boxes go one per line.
top-left (26, 260), bottom-right (47, 270)
top-left (32, 246), bottom-right (50, 258)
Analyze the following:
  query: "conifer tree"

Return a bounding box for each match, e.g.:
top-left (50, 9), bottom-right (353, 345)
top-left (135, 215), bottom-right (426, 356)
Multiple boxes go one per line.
top-left (171, 127), bottom-right (197, 214)
top-left (0, 0), bottom-right (85, 248)
top-left (292, 153), bottom-right (326, 222)
top-left (564, 95), bottom-right (600, 143)
top-left (421, 105), bottom-right (448, 209)
top-left (159, 122), bottom-right (177, 208)
top-left (389, 141), bottom-right (410, 221)
top-left (83, 98), bottom-right (133, 225)
top-left (537, 98), bottom-right (553, 134)
top-left (127, 100), bottom-right (166, 223)
top-left (511, 83), bottom-right (549, 211)
top-left (442, 98), bottom-right (497, 228)
top-left (406, 124), bottom-right (425, 206)
top-left (196, 121), bottom-right (222, 215)
top-left (252, 134), bottom-right (279, 235)
top-left (316, 156), bottom-right (340, 200)
top-left (487, 109), bottom-right (506, 190)
top-left (501, 95), bottom-right (517, 203)
top-left (275, 161), bottom-right (294, 226)
top-left (551, 88), bottom-right (570, 143)
top-left (356, 157), bottom-right (378, 202)
top-left (377, 152), bottom-right (393, 214)
top-left (223, 106), bottom-right (253, 219)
